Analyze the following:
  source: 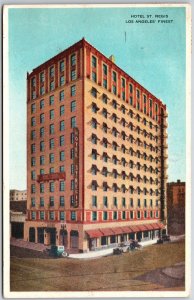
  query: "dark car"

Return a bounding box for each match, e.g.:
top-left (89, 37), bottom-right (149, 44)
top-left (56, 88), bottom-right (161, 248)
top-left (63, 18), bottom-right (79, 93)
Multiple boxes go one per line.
top-left (113, 248), bottom-right (123, 255)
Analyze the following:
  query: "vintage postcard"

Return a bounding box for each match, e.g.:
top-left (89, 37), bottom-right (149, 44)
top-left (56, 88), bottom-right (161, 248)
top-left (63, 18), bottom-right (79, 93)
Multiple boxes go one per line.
top-left (3, 4), bottom-right (191, 298)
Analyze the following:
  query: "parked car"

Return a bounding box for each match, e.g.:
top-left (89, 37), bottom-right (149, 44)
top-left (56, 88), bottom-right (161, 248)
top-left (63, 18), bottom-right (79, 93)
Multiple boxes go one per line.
top-left (113, 247), bottom-right (123, 255)
top-left (49, 245), bottom-right (69, 258)
top-left (157, 235), bottom-right (171, 244)
top-left (118, 243), bottom-right (130, 253)
top-left (129, 240), bottom-right (142, 250)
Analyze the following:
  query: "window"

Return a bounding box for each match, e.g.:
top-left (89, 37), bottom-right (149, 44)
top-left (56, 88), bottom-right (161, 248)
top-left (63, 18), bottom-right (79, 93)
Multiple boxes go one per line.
top-left (71, 211), bottom-right (76, 221)
top-left (60, 196), bottom-right (65, 207)
top-left (50, 182), bottom-right (54, 192)
top-left (50, 167), bottom-right (54, 174)
top-left (60, 121), bottom-right (65, 131)
top-left (40, 169), bottom-right (44, 175)
top-left (113, 211), bottom-right (117, 220)
top-left (60, 151), bottom-right (65, 161)
top-left (49, 138), bottom-right (54, 149)
top-left (92, 195), bottom-right (97, 207)
top-left (60, 60), bottom-right (64, 72)
top-left (60, 135), bottom-right (64, 146)
top-left (71, 54), bottom-right (76, 66)
top-left (102, 94), bottom-right (108, 104)
top-left (40, 86), bottom-right (45, 95)
top-left (122, 197), bottom-right (126, 208)
top-left (60, 165), bottom-right (65, 172)
top-left (50, 109), bottom-right (54, 120)
top-left (150, 211), bottom-right (153, 218)
top-left (91, 180), bottom-right (98, 191)
top-left (92, 211), bottom-right (97, 221)
top-left (103, 79), bottom-right (107, 89)
top-left (103, 64), bottom-right (107, 75)
top-left (31, 103), bottom-right (36, 113)
top-left (136, 89), bottom-right (140, 99)
top-left (31, 144), bottom-right (36, 154)
top-left (112, 85), bottom-right (117, 95)
top-left (59, 105), bottom-right (65, 116)
top-left (32, 91), bottom-right (36, 100)
top-left (31, 157), bottom-right (36, 167)
top-left (71, 85), bottom-right (76, 96)
top-left (49, 153), bottom-right (54, 163)
top-left (137, 211), bottom-right (141, 219)
top-left (31, 117), bottom-right (36, 127)
top-left (50, 66), bottom-right (54, 78)
top-left (71, 164), bottom-right (74, 174)
top-left (49, 211), bottom-right (55, 220)
top-left (40, 183), bottom-right (44, 193)
top-left (144, 199), bottom-right (147, 207)
top-left (40, 141), bottom-right (44, 152)
top-left (129, 84), bottom-right (133, 93)
top-left (103, 196), bottom-right (108, 207)
top-left (59, 212), bottom-right (65, 221)
top-left (60, 181), bottom-right (65, 191)
top-left (91, 87), bottom-right (97, 98)
top-left (122, 78), bottom-right (125, 88)
top-left (112, 71), bottom-right (117, 82)
top-left (130, 198), bottom-right (133, 207)
top-left (40, 197), bottom-right (44, 207)
top-left (71, 117), bottom-right (76, 128)
top-left (50, 196), bottom-right (54, 207)
top-left (60, 76), bottom-right (65, 86)
top-left (31, 211), bottom-right (36, 220)
top-left (40, 127), bottom-right (44, 137)
top-left (92, 56), bottom-right (97, 68)
top-left (40, 155), bottom-right (45, 165)
top-left (130, 211), bottom-right (134, 219)
top-left (71, 132), bottom-right (74, 144)
top-left (40, 99), bottom-right (44, 109)
top-left (129, 96), bottom-right (133, 106)
top-left (71, 70), bottom-right (76, 81)
top-left (71, 101), bottom-right (76, 112)
top-left (60, 90), bottom-right (64, 101)
top-left (50, 81), bottom-right (54, 91)
top-left (38, 211), bottom-right (44, 220)
top-left (113, 197), bottom-right (117, 207)
top-left (31, 130), bottom-right (36, 140)
top-left (122, 211), bottom-right (126, 220)
top-left (31, 197), bottom-right (35, 207)
top-left (49, 124), bottom-right (54, 135)
top-left (71, 180), bottom-right (74, 190)
top-left (156, 211), bottom-right (159, 218)
top-left (91, 118), bottom-right (97, 129)
top-left (103, 211), bottom-right (108, 220)
top-left (40, 113), bottom-right (44, 123)
top-left (92, 71), bottom-right (97, 82)
top-left (122, 91), bottom-right (125, 101)
top-left (70, 148), bottom-right (74, 159)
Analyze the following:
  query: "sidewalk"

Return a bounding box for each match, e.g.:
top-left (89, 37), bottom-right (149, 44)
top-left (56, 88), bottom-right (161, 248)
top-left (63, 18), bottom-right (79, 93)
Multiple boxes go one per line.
top-left (10, 237), bottom-right (48, 252)
top-left (68, 238), bottom-right (158, 259)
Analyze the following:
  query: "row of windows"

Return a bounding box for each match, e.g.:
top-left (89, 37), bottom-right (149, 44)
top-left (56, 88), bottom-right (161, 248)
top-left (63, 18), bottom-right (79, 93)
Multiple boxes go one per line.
top-left (31, 84), bottom-right (76, 101)
top-left (31, 149), bottom-right (75, 167)
top-left (31, 196), bottom-right (65, 207)
top-left (90, 160), bottom-right (160, 173)
top-left (31, 180), bottom-right (75, 193)
top-left (91, 148), bottom-right (160, 164)
top-left (91, 134), bottom-right (160, 154)
top-left (91, 89), bottom-right (161, 124)
top-left (31, 164), bottom-right (74, 178)
top-left (90, 181), bottom-right (160, 194)
top-left (31, 101), bottom-right (76, 125)
top-left (30, 209), bottom-right (159, 222)
top-left (91, 196), bottom-right (159, 208)
top-left (30, 117), bottom-right (76, 139)
top-left (90, 210), bottom-right (159, 221)
top-left (31, 210), bottom-right (76, 221)
top-left (91, 118), bottom-right (159, 142)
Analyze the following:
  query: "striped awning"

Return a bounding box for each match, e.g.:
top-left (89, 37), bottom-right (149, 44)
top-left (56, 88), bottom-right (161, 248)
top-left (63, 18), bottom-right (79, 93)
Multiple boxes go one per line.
top-left (85, 229), bottom-right (103, 238)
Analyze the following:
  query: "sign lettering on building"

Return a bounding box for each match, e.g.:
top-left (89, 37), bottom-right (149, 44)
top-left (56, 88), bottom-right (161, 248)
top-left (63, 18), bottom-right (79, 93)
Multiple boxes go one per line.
top-left (37, 172), bottom-right (66, 182)
top-left (73, 127), bottom-right (79, 208)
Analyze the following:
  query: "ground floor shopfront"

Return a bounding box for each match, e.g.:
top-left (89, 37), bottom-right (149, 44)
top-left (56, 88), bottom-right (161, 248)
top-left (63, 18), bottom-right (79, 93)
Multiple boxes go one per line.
top-left (24, 221), bottom-right (166, 252)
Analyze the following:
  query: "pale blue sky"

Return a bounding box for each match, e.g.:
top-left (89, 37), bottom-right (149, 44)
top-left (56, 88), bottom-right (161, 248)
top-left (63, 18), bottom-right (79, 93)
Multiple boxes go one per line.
top-left (8, 7), bottom-right (186, 189)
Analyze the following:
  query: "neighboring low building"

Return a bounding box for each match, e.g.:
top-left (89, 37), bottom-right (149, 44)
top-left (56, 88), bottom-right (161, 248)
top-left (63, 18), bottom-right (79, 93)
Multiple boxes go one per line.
top-left (167, 180), bottom-right (185, 235)
top-left (10, 200), bottom-right (27, 239)
top-left (10, 189), bottom-right (27, 201)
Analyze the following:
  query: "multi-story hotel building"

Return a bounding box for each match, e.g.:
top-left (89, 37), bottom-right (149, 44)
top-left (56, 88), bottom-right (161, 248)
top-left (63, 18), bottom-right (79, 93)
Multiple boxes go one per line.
top-left (24, 38), bottom-right (168, 252)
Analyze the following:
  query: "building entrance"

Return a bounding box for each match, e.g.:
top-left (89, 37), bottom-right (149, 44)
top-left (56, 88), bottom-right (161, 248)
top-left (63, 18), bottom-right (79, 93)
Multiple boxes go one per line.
top-left (60, 229), bottom-right (68, 247)
top-left (38, 228), bottom-right (44, 244)
top-left (11, 222), bottom-right (24, 239)
top-left (50, 228), bottom-right (56, 245)
top-left (29, 227), bottom-right (35, 242)
top-left (70, 230), bottom-right (79, 248)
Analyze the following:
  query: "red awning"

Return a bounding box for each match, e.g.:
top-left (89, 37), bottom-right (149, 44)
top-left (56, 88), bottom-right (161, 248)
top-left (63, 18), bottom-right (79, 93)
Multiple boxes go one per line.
top-left (158, 223), bottom-right (165, 229)
top-left (112, 227), bottom-right (124, 235)
top-left (121, 226), bottom-right (132, 233)
top-left (145, 224), bottom-right (154, 230)
top-left (129, 225), bottom-right (140, 232)
top-left (151, 223), bottom-right (160, 229)
top-left (100, 228), bottom-right (115, 236)
top-left (85, 230), bottom-right (103, 238)
top-left (137, 225), bottom-right (148, 232)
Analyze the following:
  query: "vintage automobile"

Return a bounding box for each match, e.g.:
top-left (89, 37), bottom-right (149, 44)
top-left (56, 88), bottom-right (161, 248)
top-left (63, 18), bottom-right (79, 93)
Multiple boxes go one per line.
top-left (157, 234), bottom-right (171, 244)
top-left (113, 247), bottom-right (123, 255)
top-left (49, 245), bottom-right (69, 258)
top-left (129, 240), bottom-right (142, 250)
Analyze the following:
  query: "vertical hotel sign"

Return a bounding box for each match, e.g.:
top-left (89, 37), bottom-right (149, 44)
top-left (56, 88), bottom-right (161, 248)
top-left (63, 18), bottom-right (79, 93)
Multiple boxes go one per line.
top-left (73, 127), bottom-right (79, 208)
